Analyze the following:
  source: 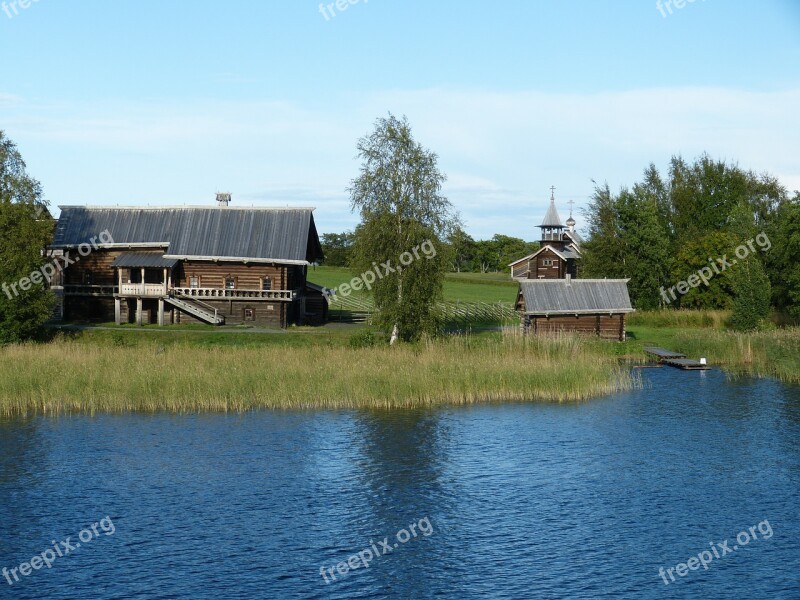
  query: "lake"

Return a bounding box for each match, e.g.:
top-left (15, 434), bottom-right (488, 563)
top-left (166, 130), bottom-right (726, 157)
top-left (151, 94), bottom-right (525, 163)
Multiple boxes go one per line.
top-left (1, 368), bottom-right (798, 599)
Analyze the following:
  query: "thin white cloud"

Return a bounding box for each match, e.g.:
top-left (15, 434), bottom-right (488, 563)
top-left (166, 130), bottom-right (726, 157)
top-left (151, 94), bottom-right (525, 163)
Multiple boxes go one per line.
top-left (2, 86), bottom-right (798, 238)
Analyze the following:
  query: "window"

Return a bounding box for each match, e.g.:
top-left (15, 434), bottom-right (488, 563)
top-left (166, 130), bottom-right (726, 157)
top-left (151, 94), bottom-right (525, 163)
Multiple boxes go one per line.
top-left (189, 276), bottom-right (199, 289)
top-left (225, 277), bottom-right (236, 290)
top-left (243, 307), bottom-right (255, 322)
top-left (83, 271), bottom-right (93, 285)
top-left (543, 259), bottom-right (553, 267)
top-left (262, 276), bottom-right (272, 291)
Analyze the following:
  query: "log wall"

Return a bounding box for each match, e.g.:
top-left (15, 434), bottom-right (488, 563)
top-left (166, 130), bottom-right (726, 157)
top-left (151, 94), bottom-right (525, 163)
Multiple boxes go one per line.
top-left (531, 314), bottom-right (626, 341)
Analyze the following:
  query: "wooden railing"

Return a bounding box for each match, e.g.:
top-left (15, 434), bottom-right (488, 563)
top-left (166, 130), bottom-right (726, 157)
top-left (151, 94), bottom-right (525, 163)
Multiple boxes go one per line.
top-left (172, 287), bottom-right (295, 301)
top-left (64, 284), bottom-right (295, 301)
top-left (119, 283), bottom-right (168, 297)
top-left (63, 285), bottom-right (119, 296)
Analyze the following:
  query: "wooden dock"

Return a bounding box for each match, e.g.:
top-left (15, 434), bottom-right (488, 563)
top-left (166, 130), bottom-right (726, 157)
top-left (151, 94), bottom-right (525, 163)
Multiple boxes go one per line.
top-left (662, 357), bottom-right (710, 370)
top-left (643, 347), bottom-right (710, 370)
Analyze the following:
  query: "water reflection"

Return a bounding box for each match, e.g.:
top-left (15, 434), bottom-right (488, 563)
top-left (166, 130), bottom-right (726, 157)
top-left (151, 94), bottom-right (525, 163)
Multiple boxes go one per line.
top-left (349, 409), bottom-right (457, 597)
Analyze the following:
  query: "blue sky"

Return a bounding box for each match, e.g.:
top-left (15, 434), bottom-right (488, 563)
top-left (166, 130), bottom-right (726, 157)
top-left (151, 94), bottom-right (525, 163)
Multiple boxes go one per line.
top-left (1, 0), bottom-right (799, 239)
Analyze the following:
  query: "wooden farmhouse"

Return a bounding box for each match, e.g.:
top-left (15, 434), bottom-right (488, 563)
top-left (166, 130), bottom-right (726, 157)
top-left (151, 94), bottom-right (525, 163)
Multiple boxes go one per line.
top-left (511, 191), bottom-right (634, 341)
top-left (47, 196), bottom-right (328, 327)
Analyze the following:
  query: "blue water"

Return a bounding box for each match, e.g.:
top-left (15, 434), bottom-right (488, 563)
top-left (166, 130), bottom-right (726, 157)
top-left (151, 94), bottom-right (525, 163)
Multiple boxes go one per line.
top-left (1, 368), bottom-right (799, 599)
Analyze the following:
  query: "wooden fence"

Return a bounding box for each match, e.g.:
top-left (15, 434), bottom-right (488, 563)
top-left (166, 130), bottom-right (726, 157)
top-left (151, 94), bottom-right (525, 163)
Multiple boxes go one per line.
top-left (326, 295), bottom-right (517, 325)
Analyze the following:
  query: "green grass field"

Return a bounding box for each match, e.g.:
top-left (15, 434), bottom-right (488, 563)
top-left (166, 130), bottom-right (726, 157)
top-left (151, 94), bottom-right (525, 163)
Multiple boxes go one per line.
top-left (307, 266), bottom-right (517, 304)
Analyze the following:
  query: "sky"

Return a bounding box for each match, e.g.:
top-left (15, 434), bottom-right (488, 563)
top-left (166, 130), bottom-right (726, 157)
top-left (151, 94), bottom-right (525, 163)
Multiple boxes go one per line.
top-left (1, 0), bottom-right (799, 240)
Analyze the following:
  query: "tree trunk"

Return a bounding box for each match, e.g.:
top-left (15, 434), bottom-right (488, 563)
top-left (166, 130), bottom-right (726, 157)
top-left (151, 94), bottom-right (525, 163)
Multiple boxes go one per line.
top-left (390, 216), bottom-right (404, 345)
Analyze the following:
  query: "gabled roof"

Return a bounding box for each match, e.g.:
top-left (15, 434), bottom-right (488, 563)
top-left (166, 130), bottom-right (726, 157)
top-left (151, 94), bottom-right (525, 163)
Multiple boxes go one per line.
top-left (508, 244), bottom-right (578, 267)
top-left (518, 279), bottom-right (634, 315)
top-left (52, 206), bottom-right (323, 264)
top-left (564, 229), bottom-right (584, 247)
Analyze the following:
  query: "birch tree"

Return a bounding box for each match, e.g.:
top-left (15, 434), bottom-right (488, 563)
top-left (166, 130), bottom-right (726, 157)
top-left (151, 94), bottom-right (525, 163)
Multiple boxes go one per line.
top-left (349, 114), bottom-right (456, 344)
top-left (0, 131), bottom-right (54, 343)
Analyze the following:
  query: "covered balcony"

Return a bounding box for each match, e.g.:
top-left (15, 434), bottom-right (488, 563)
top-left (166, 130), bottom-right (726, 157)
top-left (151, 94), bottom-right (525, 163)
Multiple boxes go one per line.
top-left (112, 254), bottom-right (179, 298)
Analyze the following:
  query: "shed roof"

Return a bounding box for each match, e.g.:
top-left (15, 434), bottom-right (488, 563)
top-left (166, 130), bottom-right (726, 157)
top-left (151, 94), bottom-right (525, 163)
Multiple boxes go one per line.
top-left (52, 206), bottom-right (323, 264)
top-left (518, 279), bottom-right (634, 315)
top-left (111, 253), bottom-right (180, 269)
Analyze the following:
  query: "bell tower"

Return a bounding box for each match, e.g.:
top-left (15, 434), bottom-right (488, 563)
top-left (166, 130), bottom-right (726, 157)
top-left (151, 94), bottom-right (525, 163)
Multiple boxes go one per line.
top-left (538, 186), bottom-right (566, 250)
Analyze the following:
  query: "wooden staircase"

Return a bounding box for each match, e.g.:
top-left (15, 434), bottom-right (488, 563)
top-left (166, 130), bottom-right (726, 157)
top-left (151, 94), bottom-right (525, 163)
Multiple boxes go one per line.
top-left (166, 295), bottom-right (225, 325)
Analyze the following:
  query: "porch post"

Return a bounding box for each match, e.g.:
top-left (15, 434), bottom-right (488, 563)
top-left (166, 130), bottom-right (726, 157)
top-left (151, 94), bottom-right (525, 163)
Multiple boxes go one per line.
top-left (140, 268), bottom-right (145, 295)
top-left (136, 297), bottom-right (143, 326)
top-left (158, 298), bottom-right (165, 326)
top-left (163, 268), bottom-right (168, 295)
top-left (115, 298), bottom-right (121, 325)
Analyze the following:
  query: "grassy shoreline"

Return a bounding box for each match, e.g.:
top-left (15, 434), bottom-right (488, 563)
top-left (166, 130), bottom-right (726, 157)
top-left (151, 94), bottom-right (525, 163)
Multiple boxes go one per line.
top-left (3, 307), bottom-right (798, 416)
top-left (623, 310), bottom-right (800, 384)
top-left (0, 333), bottom-right (635, 416)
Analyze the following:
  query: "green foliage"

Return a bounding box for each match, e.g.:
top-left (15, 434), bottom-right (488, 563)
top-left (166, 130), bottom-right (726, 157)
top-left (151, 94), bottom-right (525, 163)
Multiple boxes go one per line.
top-left (349, 114), bottom-right (457, 343)
top-left (670, 231), bottom-right (738, 309)
top-left (0, 131), bottom-right (54, 344)
top-left (581, 181), bottom-right (671, 308)
top-left (766, 194), bottom-right (800, 320)
top-left (669, 155), bottom-right (783, 244)
top-left (348, 328), bottom-right (381, 349)
top-left (320, 231), bottom-right (355, 267)
top-left (582, 156), bottom-right (788, 316)
top-left (580, 183), bottom-right (626, 279)
top-left (616, 185), bottom-right (671, 309)
top-left (449, 234), bottom-right (537, 274)
top-left (447, 227), bottom-right (477, 272)
top-left (727, 201), bottom-right (772, 331)
top-left (490, 234), bottom-right (538, 273)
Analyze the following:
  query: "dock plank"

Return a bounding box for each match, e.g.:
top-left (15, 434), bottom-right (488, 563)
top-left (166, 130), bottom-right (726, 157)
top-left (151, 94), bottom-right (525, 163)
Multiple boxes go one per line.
top-left (643, 347), bottom-right (686, 359)
top-left (663, 358), bottom-right (710, 370)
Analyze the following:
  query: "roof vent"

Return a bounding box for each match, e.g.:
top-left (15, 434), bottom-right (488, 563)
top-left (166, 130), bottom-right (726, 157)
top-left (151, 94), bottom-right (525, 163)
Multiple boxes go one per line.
top-left (216, 192), bottom-right (231, 207)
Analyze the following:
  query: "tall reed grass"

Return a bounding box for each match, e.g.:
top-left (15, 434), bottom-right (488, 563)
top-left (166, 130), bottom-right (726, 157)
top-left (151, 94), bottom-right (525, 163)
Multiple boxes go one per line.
top-left (668, 328), bottom-right (800, 383)
top-left (627, 309), bottom-right (730, 330)
top-left (0, 333), bottom-right (635, 415)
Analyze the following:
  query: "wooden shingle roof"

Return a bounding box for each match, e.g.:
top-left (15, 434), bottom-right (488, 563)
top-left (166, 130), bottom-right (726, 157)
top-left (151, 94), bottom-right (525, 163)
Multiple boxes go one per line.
top-left (52, 206), bottom-right (323, 265)
top-left (518, 279), bottom-right (634, 315)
